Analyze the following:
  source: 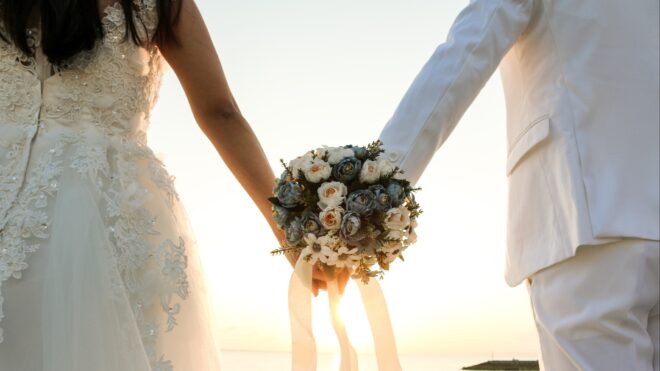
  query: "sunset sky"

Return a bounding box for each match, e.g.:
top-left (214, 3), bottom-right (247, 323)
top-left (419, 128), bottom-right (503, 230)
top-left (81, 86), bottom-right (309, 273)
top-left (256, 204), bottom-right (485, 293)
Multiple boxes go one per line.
top-left (148, 0), bottom-right (539, 359)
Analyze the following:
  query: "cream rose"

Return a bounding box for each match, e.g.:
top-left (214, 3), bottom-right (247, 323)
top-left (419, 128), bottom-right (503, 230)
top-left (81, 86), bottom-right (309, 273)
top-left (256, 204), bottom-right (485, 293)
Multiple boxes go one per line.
top-left (289, 154), bottom-right (313, 177)
top-left (303, 159), bottom-right (331, 183)
top-left (327, 147), bottom-right (355, 165)
top-left (384, 206), bottom-right (411, 230)
top-left (315, 146), bottom-right (333, 159)
top-left (319, 206), bottom-right (344, 230)
top-left (317, 182), bottom-right (348, 209)
top-left (359, 160), bottom-right (380, 184)
top-left (377, 159), bottom-right (396, 177)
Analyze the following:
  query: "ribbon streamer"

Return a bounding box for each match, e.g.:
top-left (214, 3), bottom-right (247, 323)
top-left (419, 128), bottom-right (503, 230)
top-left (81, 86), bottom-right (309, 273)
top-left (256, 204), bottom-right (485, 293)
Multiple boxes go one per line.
top-left (328, 280), bottom-right (358, 370)
top-left (289, 258), bottom-right (316, 371)
top-left (288, 258), bottom-right (402, 370)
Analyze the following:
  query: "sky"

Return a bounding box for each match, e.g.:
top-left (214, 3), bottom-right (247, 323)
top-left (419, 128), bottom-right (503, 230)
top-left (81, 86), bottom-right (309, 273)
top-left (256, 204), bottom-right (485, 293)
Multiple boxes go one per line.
top-left (148, 0), bottom-right (540, 359)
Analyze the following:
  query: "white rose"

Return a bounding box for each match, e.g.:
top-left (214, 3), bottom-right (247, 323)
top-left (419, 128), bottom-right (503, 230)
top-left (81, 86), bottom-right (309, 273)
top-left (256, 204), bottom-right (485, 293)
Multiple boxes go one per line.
top-left (303, 158), bottom-right (331, 183)
top-left (319, 206), bottom-right (344, 230)
top-left (359, 160), bottom-right (380, 184)
top-left (384, 206), bottom-right (411, 230)
top-left (317, 182), bottom-right (348, 209)
top-left (377, 159), bottom-right (396, 177)
top-left (289, 155), bottom-right (312, 178)
top-left (315, 146), bottom-right (333, 159)
top-left (327, 148), bottom-right (355, 165)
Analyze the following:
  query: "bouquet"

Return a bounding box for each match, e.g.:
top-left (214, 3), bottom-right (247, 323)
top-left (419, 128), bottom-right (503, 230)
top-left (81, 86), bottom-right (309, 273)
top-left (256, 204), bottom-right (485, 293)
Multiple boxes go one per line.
top-left (270, 140), bottom-right (421, 283)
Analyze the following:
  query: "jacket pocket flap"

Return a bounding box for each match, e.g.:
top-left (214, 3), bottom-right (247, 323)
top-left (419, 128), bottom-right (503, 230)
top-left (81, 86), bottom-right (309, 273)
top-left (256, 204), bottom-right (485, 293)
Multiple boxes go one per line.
top-left (506, 117), bottom-right (550, 175)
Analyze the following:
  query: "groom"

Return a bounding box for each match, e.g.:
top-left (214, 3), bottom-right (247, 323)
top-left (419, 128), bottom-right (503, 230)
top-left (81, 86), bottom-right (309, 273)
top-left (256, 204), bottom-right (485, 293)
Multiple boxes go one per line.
top-left (379, 0), bottom-right (659, 370)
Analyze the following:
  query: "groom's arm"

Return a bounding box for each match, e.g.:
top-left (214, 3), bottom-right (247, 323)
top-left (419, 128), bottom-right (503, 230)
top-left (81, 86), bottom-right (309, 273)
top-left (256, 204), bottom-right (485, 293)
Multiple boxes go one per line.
top-left (379, 0), bottom-right (536, 184)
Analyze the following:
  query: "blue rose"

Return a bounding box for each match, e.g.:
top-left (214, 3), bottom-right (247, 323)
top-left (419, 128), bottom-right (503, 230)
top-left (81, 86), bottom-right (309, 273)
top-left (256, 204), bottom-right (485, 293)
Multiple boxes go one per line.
top-left (369, 185), bottom-right (392, 212)
top-left (332, 157), bottom-right (362, 183)
top-left (285, 218), bottom-right (304, 246)
top-left (273, 170), bottom-right (289, 194)
top-left (351, 146), bottom-right (369, 160)
top-left (339, 211), bottom-right (367, 243)
top-left (300, 211), bottom-right (326, 236)
top-left (277, 181), bottom-right (305, 208)
top-left (387, 181), bottom-right (405, 207)
top-left (272, 205), bottom-right (291, 229)
top-left (346, 190), bottom-right (376, 216)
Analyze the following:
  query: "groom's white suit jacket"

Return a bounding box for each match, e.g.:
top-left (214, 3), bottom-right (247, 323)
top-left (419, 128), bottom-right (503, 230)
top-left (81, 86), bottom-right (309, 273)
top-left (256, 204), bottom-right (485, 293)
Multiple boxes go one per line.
top-left (379, 0), bottom-right (660, 286)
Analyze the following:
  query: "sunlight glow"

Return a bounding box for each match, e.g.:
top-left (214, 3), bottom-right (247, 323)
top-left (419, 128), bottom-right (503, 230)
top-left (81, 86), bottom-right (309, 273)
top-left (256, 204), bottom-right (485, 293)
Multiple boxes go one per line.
top-left (148, 0), bottom-right (539, 359)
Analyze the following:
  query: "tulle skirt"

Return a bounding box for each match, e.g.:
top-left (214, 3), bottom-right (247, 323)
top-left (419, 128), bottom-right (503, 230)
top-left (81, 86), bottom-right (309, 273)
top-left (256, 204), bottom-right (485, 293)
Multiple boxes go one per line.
top-left (0, 128), bottom-right (222, 371)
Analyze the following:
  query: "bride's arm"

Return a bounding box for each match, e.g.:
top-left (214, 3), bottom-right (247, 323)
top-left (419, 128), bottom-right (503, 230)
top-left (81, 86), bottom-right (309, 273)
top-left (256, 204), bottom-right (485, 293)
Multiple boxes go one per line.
top-left (157, 0), bottom-right (285, 246)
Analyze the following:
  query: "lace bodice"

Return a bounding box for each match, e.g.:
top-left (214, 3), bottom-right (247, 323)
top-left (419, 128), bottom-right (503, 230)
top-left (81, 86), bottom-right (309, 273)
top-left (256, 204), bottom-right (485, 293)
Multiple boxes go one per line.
top-left (0, 2), bottom-right (196, 370)
top-left (0, 1), bottom-right (161, 131)
top-left (0, 1), bottom-right (164, 223)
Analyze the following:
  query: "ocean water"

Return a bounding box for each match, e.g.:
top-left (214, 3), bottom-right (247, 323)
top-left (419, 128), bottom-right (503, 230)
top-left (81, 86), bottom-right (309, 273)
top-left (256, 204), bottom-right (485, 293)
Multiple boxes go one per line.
top-left (220, 351), bottom-right (525, 371)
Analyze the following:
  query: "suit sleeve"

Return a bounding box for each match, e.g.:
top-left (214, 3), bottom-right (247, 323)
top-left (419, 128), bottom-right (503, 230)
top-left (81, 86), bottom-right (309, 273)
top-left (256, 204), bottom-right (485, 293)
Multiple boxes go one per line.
top-left (379, 0), bottom-right (536, 185)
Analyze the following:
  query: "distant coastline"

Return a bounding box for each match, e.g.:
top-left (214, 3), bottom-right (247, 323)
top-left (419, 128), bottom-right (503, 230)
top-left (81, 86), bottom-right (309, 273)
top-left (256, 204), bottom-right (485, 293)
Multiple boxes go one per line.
top-left (463, 360), bottom-right (539, 370)
top-left (220, 351), bottom-right (537, 370)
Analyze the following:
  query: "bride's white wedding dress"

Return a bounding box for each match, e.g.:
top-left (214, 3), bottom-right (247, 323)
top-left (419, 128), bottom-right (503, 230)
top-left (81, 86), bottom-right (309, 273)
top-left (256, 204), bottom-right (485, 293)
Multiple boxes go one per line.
top-left (0, 2), bottom-right (221, 370)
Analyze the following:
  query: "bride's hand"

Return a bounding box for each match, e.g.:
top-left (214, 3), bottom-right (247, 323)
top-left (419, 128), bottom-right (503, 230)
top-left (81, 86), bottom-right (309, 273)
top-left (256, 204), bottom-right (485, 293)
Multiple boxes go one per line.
top-left (311, 265), bottom-right (351, 297)
top-left (281, 240), bottom-right (349, 296)
top-left (283, 249), bottom-right (328, 296)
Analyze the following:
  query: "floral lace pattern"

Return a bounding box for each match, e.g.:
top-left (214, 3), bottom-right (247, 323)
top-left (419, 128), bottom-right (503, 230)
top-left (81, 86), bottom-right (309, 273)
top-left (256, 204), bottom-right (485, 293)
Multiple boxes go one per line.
top-left (0, 1), bottom-right (192, 368)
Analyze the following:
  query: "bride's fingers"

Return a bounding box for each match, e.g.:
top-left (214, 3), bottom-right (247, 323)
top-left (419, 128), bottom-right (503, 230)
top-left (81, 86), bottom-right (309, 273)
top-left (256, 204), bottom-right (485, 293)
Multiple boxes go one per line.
top-left (312, 264), bottom-right (328, 281)
top-left (312, 279), bottom-right (326, 296)
top-left (337, 270), bottom-right (350, 295)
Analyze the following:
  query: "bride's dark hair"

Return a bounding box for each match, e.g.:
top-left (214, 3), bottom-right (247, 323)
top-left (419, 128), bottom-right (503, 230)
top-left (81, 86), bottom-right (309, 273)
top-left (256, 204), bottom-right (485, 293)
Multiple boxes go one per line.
top-left (0, 0), bottom-right (182, 64)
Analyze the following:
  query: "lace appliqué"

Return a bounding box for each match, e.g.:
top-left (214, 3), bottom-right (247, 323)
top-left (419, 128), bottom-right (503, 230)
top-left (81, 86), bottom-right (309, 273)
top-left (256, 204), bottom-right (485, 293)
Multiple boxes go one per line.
top-left (0, 136), bottom-right (70, 342)
top-left (158, 237), bottom-right (190, 331)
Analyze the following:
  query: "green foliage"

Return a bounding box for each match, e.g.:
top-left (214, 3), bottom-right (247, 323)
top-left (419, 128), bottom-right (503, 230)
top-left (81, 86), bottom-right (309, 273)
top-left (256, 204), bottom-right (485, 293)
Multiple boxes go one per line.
top-left (270, 246), bottom-right (303, 256)
top-left (366, 140), bottom-right (385, 161)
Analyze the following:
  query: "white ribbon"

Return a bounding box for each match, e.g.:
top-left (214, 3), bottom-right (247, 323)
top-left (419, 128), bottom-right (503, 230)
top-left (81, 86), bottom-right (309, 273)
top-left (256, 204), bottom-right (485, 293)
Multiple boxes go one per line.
top-left (288, 258), bottom-right (402, 371)
top-left (289, 258), bottom-right (317, 371)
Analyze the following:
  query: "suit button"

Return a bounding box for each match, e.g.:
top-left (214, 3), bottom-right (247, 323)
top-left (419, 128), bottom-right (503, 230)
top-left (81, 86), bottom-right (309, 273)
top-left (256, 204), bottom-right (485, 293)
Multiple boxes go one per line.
top-left (387, 151), bottom-right (400, 162)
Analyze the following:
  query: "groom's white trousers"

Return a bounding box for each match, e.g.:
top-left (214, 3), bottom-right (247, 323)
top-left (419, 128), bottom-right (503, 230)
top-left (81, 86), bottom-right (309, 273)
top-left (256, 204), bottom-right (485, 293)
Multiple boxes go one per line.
top-left (527, 239), bottom-right (660, 371)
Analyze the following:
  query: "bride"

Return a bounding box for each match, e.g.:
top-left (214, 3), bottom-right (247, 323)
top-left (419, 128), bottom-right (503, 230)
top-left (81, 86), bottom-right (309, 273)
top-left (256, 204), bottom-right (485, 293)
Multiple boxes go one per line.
top-left (0, 0), bottom-right (283, 369)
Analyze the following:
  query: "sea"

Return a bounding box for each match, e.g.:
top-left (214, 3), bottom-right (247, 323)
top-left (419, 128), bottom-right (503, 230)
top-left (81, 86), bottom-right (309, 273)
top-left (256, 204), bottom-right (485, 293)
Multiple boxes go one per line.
top-left (221, 351), bottom-right (533, 371)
